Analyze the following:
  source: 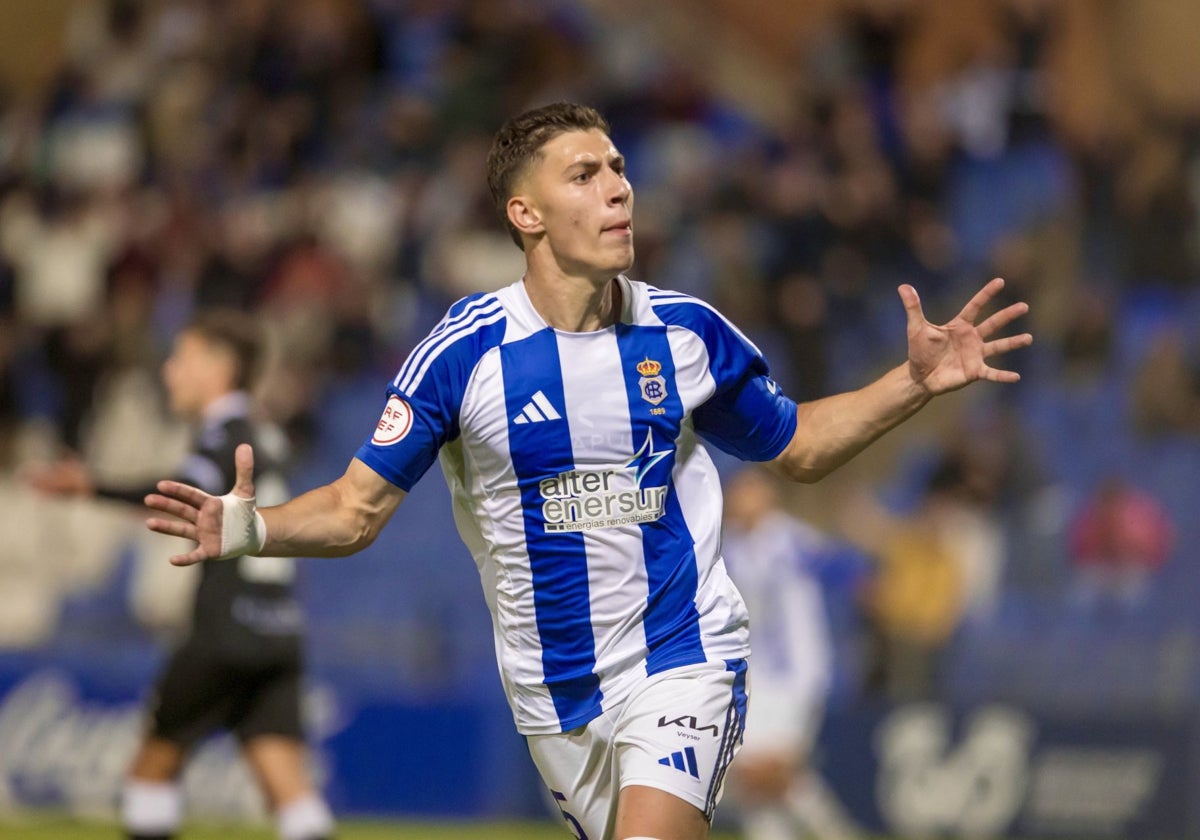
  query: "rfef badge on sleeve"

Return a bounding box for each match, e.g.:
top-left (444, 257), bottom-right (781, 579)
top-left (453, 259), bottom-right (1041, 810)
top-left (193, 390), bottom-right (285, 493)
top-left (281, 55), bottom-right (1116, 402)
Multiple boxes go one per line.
top-left (372, 395), bottom-right (413, 445)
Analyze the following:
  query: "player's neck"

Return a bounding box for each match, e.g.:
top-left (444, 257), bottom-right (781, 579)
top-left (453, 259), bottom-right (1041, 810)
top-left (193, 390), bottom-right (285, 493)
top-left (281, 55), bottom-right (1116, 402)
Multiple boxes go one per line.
top-left (523, 265), bottom-right (622, 332)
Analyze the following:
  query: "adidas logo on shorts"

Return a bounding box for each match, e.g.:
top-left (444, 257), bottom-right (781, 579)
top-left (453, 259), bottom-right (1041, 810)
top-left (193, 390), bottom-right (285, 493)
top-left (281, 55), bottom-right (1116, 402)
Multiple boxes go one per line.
top-left (658, 746), bottom-right (699, 779)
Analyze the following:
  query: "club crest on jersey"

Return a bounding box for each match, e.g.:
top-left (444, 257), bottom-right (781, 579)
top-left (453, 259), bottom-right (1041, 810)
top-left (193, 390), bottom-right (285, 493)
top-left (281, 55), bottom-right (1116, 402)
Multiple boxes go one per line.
top-left (637, 357), bottom-right (668, 406)
top-left (372, 395), bottom-right (413, 445)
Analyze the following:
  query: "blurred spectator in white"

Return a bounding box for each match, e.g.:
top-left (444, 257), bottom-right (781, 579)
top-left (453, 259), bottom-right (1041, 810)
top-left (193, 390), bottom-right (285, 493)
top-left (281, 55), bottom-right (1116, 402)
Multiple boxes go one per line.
top-left (0, 186), bottom-right (122, 449)
top-left (1067, 476), bottom-right (1174, 615)
top-left (415, 133), bottom-right (525, 299)
top-left (722, 467), bottom-right (862, 840)
top-left (0, 187), bottom-right (119, 328)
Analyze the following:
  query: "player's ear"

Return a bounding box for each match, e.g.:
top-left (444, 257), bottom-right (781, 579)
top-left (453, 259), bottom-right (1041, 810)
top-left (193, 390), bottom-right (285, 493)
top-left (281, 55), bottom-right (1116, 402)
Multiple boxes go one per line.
top-left (507, 194), bottom-right (544, 239)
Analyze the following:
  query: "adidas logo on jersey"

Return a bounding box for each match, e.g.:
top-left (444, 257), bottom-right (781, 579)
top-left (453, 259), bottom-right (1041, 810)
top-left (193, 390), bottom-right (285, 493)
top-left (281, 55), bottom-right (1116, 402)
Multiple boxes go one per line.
top-left (658, 746), bottom-right (700, 779)
top-left (512, 390), bottom-right (562, 424)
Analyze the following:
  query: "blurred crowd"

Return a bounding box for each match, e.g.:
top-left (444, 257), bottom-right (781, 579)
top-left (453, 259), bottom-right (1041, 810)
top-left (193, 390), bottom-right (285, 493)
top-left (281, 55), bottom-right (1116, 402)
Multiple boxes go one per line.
top-left (1, 0), bottom-right (1199, 706)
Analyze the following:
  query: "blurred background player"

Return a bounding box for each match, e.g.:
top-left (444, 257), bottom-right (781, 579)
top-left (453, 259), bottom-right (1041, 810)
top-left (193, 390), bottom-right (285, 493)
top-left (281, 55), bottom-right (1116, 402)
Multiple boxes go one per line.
top-left (28, 310), bottom-right (333, 840)
top-left (722, 466), bottom-right (861, 840)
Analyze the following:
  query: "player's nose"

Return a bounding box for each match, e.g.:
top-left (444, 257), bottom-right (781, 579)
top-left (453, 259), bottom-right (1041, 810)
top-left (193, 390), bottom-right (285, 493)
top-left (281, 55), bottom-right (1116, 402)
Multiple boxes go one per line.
top-left (607, 172), bottom-right (631, 204)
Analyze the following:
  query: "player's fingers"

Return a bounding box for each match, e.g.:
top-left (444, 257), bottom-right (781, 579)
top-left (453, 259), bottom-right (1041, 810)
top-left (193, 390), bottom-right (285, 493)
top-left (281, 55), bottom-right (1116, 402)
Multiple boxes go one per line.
top-left (976, 301), bottom-right (1029, 339)
top-left (146, 516), bottom-right (198, 541)
top-left (980, 365), bottom-right (1021, 384)
top-left (983, 333), bottom-right (1034, 358)
top-left (154, 479), bottom-right (211, 507)
top-left (169, 546), bottom-right (210, 567)
top-left (958, 277), bottom-right (1005, 324)
top-left (897, 284), bottom-right (925, 332)
top-left (232, 443), bottom-right (256, 499)
top-left (144, 493), bottom-right (199, 524)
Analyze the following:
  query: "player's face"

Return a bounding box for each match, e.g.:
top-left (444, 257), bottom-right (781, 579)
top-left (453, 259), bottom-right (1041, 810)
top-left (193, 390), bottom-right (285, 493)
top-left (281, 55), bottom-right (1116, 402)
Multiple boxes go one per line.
top-left (161, 330), bottom-right (235, 419)
top-left (520, 128), bottom-right (634, 278)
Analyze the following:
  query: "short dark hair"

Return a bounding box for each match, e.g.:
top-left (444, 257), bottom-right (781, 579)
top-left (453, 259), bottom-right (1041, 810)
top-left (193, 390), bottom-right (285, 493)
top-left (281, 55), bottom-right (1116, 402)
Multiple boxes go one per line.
top-left (486, 102), bottom-right (611, 250)
top-left (187, 308), bottom-right (263, 391)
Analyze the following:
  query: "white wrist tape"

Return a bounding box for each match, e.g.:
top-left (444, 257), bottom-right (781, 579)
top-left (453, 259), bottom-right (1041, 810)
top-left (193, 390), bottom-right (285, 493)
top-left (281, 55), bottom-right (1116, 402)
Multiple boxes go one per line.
top-left (218, 493), bottom-right (267, 559)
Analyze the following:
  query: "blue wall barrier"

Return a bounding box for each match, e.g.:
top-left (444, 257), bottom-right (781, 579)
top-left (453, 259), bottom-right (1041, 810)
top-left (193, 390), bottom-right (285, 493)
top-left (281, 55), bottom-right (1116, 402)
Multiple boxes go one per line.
top-left (4, 643), bottom-right (1195, 835)
top-left (819, 701), bottom-right (1200, 839)
top-left (0, 654), bottom-right (547, 823)
top-left (3, 649), bottom-right (1198, 837)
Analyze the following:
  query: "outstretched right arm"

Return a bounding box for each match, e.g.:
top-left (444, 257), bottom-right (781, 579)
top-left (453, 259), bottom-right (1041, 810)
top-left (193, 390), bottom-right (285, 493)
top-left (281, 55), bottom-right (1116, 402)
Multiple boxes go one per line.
top-left (146, 443), bottom-right (406, 566)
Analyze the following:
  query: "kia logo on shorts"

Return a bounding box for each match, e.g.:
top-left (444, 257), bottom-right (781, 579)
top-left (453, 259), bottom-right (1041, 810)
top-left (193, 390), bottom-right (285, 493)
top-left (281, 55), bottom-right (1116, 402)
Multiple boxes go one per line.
top-left (657, 714), bottom-right (719, 737)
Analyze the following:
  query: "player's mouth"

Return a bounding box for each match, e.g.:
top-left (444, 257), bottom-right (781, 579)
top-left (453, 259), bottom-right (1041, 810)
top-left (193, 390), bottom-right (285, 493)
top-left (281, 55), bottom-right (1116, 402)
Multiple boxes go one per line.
top-left (602, 221), bottom-right (632, 237)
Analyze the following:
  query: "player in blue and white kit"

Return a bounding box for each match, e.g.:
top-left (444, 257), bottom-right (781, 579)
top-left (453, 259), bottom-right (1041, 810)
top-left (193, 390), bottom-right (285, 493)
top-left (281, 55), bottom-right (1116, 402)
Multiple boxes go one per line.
top-left (144, 103), bottom-right (1032, 840)
top-left (722, 467), bottom-right (861, 840)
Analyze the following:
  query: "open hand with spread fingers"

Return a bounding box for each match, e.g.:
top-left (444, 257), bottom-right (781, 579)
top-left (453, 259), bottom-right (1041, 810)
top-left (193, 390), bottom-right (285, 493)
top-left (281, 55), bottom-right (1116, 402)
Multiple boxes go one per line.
top-left (900, 277), bottom-right (1033, 397)
top-left (145, 442), bottom-right (265, 565)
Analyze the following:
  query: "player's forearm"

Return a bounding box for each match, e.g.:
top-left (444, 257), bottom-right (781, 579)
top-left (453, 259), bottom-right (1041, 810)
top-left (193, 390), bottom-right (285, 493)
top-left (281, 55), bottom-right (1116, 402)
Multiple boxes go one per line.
top-left (258, 473), bottom-right (403, 557)
top-left (255, 484), bottom-right (370, 556)
top-left (771, 363), bottom-right (930, 483)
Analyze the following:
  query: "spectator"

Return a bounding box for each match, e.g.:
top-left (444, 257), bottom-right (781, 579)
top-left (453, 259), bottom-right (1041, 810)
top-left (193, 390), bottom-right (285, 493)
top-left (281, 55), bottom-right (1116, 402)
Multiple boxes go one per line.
top-left (1067, 476), bottom-right (1174, 615)
top-left (841, 458), bottom-right (973, 703)
top-left (1059, 286), bottom-right (1114, 387)
top-left (1130, 327), bottom-right (1200, 438)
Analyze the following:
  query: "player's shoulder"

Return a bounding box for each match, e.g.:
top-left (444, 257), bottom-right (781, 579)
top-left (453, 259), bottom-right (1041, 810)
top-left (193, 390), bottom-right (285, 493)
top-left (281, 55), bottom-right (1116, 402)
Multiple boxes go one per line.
top-left (638, 280), bottom-right (709, 313)
top-left (393, 289), bottom-right (509, 395)
top-left (639, 281), bottom-right (727, 325)
top-left (426, 290), bottom-right (508, 344)
top-left (636, 279), bottom-right (756, 349)
top-left (441, 289), bottom-right (504, 322)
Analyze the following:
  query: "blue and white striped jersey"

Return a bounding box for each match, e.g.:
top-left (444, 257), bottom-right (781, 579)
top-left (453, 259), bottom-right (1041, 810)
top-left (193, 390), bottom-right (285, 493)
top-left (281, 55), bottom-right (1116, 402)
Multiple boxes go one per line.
top-left (356, 276), bottom-right (798, 734)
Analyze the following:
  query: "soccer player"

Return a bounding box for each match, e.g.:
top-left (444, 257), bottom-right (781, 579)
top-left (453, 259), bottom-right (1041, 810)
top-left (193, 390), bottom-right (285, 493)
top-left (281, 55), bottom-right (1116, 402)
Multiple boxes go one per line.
top-left (721, 466), bottom-right (860, 840)
top-left (142, 103), bottom-right (1031, 840)
top-left (30, 311), bottom-right (333, 840)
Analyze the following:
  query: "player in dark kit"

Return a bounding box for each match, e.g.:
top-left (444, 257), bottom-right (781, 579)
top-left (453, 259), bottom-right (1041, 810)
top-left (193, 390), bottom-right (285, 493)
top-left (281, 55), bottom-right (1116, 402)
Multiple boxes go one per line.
top-left (29, 310), bottom-right (334, 840)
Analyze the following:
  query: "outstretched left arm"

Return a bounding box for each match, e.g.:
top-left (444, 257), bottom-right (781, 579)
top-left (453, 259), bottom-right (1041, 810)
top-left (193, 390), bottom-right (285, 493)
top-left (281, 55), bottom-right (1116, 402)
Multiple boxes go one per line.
top-left (770, 277), bottom-right (1032, 483)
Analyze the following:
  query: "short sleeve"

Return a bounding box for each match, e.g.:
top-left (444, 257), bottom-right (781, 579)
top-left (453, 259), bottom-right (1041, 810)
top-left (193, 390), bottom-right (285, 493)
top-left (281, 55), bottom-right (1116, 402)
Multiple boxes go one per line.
top-left (354, 294), bottom-right (506, 490)
top-left (354, 386), bottom-right (455, 492)
top-left (693, 364), bottom-right (797, 461)
top-left (649, 291), bottom-right (798, 462)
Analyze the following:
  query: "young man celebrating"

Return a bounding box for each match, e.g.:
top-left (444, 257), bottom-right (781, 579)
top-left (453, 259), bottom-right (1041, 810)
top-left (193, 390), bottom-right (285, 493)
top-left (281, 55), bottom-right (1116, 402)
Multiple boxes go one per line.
top-left (32, 311), bottom-right (333, 840)
top-left (144, 103), bottom-right (1031, 840)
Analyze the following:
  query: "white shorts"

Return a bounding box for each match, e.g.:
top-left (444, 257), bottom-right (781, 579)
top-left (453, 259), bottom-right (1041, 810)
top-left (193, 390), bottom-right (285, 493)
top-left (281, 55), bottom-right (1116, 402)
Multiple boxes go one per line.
top-left (527, 659), bottom-right (748, 840)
